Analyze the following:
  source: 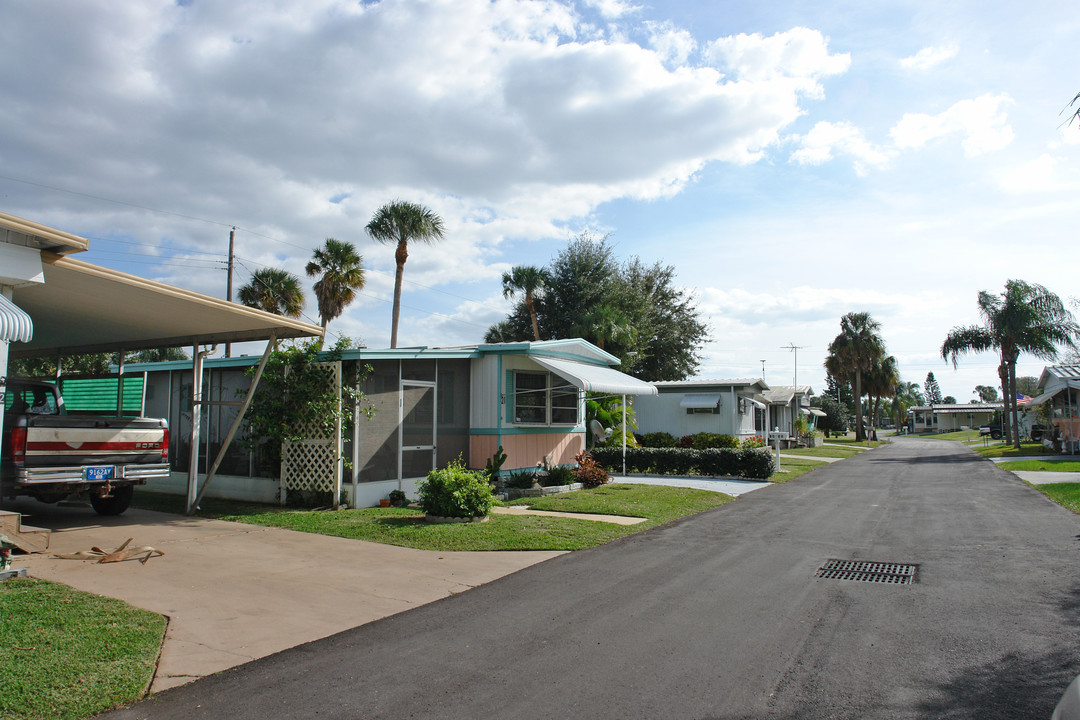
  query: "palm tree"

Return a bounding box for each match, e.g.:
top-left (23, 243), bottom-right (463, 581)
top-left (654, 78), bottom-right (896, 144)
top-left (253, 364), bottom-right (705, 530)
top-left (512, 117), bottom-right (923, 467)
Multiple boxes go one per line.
top-left (825, 312), bottom-right (885, 442)
top-left (574, 304), bottom-right (634, 351)
top-left (237, 267), bottom-right (305, 318)
top-left (365, 200), bottom-right (445, 348)
top-left (305, 238), bottom-right (365, 347)
top-left (891, 381), bottom-right (924, 428)
top-left (863, 355), bottom-right (899, 440)
top-left (942, 280), bottom-right (1079, 448)
top-left (501, 265), bottom-right (549, 341)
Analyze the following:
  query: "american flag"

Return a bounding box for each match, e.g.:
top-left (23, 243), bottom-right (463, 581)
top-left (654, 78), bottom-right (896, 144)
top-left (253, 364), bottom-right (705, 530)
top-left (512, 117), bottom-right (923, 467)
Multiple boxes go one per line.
top-left (1017, 394), bottom-right (1032, 406)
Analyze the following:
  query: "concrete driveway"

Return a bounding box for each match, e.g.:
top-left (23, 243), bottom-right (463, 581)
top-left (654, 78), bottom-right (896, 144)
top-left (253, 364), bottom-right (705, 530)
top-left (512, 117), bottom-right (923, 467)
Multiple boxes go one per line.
top-left (8, 499), bottom-right (563, 693)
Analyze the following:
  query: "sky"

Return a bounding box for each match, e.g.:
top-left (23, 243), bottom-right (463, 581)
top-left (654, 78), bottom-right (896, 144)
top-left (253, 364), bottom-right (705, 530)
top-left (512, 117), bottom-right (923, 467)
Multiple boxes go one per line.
top-left (2, 0), bottom-right (1078, 402)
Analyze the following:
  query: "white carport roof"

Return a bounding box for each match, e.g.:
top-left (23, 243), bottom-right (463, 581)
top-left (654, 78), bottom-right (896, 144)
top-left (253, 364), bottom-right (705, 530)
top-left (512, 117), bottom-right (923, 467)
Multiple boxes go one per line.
top-left (530, 355), bottom-right (657, 396)
top-left (10, 253), bottom-right (322, 358)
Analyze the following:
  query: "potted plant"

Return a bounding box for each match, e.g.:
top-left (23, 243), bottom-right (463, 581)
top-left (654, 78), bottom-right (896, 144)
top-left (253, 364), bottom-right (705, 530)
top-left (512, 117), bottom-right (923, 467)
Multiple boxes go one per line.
top-left (388, 489), bottom-right (407, 507)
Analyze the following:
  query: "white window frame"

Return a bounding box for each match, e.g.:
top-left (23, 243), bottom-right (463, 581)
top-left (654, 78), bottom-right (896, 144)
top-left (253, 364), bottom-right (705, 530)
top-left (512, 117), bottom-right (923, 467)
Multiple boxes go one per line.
top-left (513, 370), bottom-right (579, 426)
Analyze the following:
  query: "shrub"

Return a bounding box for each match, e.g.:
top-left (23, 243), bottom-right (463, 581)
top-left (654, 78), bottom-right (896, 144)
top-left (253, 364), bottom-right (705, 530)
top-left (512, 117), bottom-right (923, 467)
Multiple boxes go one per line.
top-left (691, 432), bottom-right (738, 450)
top-left (541, 465), bottom-right (577, 487)
top-left (740, 448), bottom-right (775, 479)
top-left (678, 435), bottom-right (694, 449)
top-left (653, 447), bottom-right (696, 475)
top-left (697, 448), bottom-right (740, 476)
top-left (417, 459), bottom-right (496, 518)
top-left (573, 451), bottom-right (610, 488)
top-left (740, 435), bottom-right (765, 449)
top-left (640, 431), bottom-right (678, 448)
top-left (388, 489), bottom-right (407, 507)
top-left (505, 468), bottom-right (538, 490)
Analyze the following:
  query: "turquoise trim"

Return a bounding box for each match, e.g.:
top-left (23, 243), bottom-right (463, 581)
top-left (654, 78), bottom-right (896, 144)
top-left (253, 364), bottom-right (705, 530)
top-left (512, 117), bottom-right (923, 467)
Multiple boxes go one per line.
top-left (472, 427), bottom-right (585, 435)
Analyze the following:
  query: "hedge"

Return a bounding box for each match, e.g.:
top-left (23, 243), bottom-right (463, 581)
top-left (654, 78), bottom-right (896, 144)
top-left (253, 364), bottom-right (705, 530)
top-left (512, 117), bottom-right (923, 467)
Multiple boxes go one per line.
top-left (590, 447), bottom-right (775, 480)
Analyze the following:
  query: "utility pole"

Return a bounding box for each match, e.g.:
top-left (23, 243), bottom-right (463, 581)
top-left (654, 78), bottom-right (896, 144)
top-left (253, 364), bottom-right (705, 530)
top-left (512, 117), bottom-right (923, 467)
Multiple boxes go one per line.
top-left (225, 227), bottom-right (235, 358)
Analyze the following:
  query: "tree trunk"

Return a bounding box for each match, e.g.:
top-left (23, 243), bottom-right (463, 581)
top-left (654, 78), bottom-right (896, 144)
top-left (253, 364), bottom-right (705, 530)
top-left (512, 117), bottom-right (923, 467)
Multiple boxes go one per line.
top-left (390, 241), bottom-right (408, 349)
top-left (526, 297), bottom-right (540, 341)
top-left (998, 361), bottom-right (1011, 445)
top-left (854, 369), bottom-right (864, 442)
top-left (1010, 357), bottom-right (1021, 449)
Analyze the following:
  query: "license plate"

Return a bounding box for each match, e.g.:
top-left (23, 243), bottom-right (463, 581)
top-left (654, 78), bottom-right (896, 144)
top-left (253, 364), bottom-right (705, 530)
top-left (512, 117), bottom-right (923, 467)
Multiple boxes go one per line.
top-left (84, 465), bottom-right (115, 481)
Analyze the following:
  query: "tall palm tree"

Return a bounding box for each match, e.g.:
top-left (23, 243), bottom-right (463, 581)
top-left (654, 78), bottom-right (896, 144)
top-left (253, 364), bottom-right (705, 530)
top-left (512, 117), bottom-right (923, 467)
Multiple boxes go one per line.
top-left (942, 280), bottom-right (1079, 448)
top-left (237, 267), bottom-right (305, 318)
top-left (825, 312), bottom-right (885, 442)
top-left (365, 200), bottom-right (445, 348)
top-left (863, 355), bottom-right (899, 440)
top-left (501, 265), bottom-right (549, 341)
top-left (305, 238), bottom-right (365, 347)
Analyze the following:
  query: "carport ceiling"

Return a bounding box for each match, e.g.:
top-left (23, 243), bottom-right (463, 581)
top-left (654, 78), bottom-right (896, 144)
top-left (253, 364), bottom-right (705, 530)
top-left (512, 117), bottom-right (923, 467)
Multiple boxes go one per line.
top-left (10, 252), bottom-right (322, 358)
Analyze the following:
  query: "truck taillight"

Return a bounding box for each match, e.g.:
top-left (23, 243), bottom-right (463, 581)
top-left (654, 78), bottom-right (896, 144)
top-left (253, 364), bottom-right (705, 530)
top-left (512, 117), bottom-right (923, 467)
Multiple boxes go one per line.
top-left (161, 427), bottom-right (169, 462)
top-left (11, 427), bottom-right (26, 465)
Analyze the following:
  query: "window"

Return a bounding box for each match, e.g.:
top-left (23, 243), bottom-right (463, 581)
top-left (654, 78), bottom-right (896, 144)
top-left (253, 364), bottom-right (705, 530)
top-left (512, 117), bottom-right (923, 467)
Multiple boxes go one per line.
top-left (514, 371), bottom-right (579, 425)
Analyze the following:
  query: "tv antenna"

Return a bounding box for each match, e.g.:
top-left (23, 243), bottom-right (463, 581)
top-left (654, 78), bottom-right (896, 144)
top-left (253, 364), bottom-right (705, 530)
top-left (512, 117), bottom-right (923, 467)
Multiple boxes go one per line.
top-left (781, 343), bottom-right (804, 388)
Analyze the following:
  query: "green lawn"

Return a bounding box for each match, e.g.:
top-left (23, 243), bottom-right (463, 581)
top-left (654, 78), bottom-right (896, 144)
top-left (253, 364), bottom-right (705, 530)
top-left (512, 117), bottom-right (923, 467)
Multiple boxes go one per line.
top-left (0, 579), bottom-right (166, 720)
top-left (819, 436), bottom-right (884, 449)
top-left (907, 429), bottom-right (988, 442)
top-left (783, 446), bottom-right (862, 459)
top-left (973, 443), bottom-right (1052, 459)
top-left (133, 485), bottom-right (734, 552)
top-left (1030, 482), bottom-right (1080, 514)
top-left (773, 461), bottom-right (824, 483)
top-left (997, 459), bottom-right (1080, 472)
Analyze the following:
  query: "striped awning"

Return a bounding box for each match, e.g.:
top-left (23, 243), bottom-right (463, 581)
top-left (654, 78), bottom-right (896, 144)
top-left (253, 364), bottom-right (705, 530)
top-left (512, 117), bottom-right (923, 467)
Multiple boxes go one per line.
top-left (0, 293), bottom-right (32, 343)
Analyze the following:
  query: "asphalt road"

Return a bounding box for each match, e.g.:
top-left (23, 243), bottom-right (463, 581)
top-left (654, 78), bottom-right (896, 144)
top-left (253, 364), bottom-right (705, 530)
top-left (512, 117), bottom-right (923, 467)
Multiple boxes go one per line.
top-left (105, 438), bottom-right (1080, 719)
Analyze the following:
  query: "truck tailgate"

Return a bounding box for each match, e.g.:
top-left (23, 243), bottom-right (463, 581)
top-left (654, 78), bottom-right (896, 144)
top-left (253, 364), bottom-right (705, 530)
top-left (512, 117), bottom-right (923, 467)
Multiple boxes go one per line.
top-left (21, 416), bottom-right (167, 467)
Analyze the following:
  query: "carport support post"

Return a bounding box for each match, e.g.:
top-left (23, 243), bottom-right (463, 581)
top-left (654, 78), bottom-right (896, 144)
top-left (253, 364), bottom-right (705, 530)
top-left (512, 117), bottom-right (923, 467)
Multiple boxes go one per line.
top-left (621, 394), bottom-right (627, 476)
top-left (188, 336), bottom-right (277, 514)
top-left (186, 343), bottom-right (204, 514)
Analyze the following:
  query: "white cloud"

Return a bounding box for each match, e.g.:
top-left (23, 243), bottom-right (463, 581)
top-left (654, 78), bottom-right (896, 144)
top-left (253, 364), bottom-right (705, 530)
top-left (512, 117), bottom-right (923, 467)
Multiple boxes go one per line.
top-left (790, 121), bottom-right (892, 175)
top-left (890, 94), bottom-right (1015, 156)
top-left (581, 0), bottom-right (641, 19)
top-left (998, 153), bottom-right (1079, 194)
top-left (705, 27), bottom-right (851, 92)
top-left (899, 44), bottom-right (959, 71)
top-left (645, 20), bottom-right (696, 66)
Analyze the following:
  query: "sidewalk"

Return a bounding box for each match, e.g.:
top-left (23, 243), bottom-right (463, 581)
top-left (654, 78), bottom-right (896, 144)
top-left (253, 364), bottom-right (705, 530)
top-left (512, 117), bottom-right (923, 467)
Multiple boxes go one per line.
top-left (14, 502), bottom-right (563, 693)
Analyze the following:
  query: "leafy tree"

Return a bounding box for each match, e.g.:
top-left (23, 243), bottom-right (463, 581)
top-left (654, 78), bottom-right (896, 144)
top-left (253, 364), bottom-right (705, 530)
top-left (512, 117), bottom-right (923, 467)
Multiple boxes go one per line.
top-left (10, 347), bottom-right (189, 378)
top-left (974, 384), bottom-right (999, 403)
top-left (487, 233), bottom-right (708, 380)
top-left (942, 280), bottom-right (1079, 448)
top-left (237, 267), bottom-right (305, 318)
top-left (924, 372), bottom-right (943, 405)
top-left (824, 373), bottom-right (854, 408)
top-left (812, 395), bottom-right (850, 437)
top-left (501, 265), bottom-right (549, 341)
top-left (1016, 376), bottom-right (1040, 397)
top-left (305, 238), bottom-right (365, 346)
top-left (825, 312), bottom-right (885, 442)
top-left (942, 395), bottom-right (957, 404)
top-left (365, 200), bottom-right (445, 348)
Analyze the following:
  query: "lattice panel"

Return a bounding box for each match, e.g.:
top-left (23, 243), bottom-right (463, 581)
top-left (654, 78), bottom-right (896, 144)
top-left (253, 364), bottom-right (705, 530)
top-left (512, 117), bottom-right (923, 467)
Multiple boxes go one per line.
top-left (279, 362), bottom-right (342, 503)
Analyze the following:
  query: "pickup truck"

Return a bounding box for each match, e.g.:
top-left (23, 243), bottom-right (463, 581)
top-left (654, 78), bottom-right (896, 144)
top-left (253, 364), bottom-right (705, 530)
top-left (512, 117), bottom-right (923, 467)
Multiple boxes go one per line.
top-left (2, 378), bottom-right (169, 515)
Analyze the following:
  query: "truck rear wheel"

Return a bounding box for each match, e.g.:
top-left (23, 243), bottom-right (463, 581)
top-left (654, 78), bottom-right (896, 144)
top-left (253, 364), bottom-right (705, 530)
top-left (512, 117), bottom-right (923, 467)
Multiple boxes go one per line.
top-left (90, 486), bottom-right (134, 516)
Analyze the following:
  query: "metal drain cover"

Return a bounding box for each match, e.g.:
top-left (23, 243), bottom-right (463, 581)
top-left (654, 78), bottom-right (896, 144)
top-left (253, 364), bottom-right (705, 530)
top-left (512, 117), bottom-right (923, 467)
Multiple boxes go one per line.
top-left (816, 559), bottom-right (918, 585)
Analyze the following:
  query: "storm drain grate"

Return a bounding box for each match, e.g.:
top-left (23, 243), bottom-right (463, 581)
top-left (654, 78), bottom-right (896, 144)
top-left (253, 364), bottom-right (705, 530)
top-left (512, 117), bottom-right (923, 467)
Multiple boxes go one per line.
top-left (815, 559), bottom-right (918, 585)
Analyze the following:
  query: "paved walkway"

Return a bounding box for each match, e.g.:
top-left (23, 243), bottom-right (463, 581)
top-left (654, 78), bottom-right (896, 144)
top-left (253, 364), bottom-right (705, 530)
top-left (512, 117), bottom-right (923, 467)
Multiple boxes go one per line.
top-left (986, 455), bottom-right (1080, 486)
top-left (9, 500), bottom-right (563, 693)
top-left (610, 475), bottom-right (770, 495)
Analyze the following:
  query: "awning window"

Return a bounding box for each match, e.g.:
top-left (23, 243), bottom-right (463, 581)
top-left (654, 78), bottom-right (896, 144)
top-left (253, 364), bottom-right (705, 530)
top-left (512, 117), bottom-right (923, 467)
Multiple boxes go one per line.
top-left (0, 293), bottom-right (32, 343)
top-left (528, 356), bottom-right (657, 396)
top-left (680, 393), bottom-right (721, 409)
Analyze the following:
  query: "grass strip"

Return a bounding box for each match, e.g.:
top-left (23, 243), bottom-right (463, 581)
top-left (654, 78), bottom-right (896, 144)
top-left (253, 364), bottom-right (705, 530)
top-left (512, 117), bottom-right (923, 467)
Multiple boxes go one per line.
top-left (997, 459), bottom-right (1080, 472)
top-left (133, 485), bottom-right (733, 552)
top-left (1030, 482), bottom-right (1080, 514)
top-left (781, 446), bottom-right (861, 459)
top-left (0, 579), bottom-right (166, 720)
top-left (974, 443), bottom-right (1052, 459)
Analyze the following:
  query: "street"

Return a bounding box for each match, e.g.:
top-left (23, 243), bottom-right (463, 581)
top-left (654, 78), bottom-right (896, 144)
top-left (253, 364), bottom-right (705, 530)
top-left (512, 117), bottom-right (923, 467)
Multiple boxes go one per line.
top-left (105, 437), bottom-right (1080, 719)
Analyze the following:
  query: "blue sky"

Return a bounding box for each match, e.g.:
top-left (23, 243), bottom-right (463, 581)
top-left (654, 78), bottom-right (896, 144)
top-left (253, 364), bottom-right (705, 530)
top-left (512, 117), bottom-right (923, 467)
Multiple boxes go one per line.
top-left (2, 0), bottom-right (1078, 401)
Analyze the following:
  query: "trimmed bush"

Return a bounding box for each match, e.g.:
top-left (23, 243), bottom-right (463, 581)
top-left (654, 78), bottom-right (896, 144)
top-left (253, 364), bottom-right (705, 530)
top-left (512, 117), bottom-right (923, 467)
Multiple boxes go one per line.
top-left (574, 451), bottom-right (609, 488)
top-left (739, 448), bottom-right (775, 479)
top-left (418, 459), bottom-right (496, 518)
top-left (692, 433), bottom-right (739, 450)
top-left (640, 431), bottom-right (678, 448)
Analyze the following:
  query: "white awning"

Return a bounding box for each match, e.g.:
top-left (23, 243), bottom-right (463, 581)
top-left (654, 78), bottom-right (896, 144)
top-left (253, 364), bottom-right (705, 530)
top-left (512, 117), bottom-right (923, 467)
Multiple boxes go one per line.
top-left (808, 408), bottom-right (827, 417)
top-left (680, 393), bottom-right (721, 409)
top-left (0, 293), bottom-right (32, 343)
top-left (530, 356), bottom-right (657, 396)
top-left (748, 397), bottom-right (767, 411)
top-left (799, 407), bottom-right (811, 415)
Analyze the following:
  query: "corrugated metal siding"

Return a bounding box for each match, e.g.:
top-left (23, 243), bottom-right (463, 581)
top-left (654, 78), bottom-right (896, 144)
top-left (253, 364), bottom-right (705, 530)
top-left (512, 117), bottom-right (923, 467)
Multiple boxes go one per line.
top-left (60, 376), bottom-right (145, 415)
